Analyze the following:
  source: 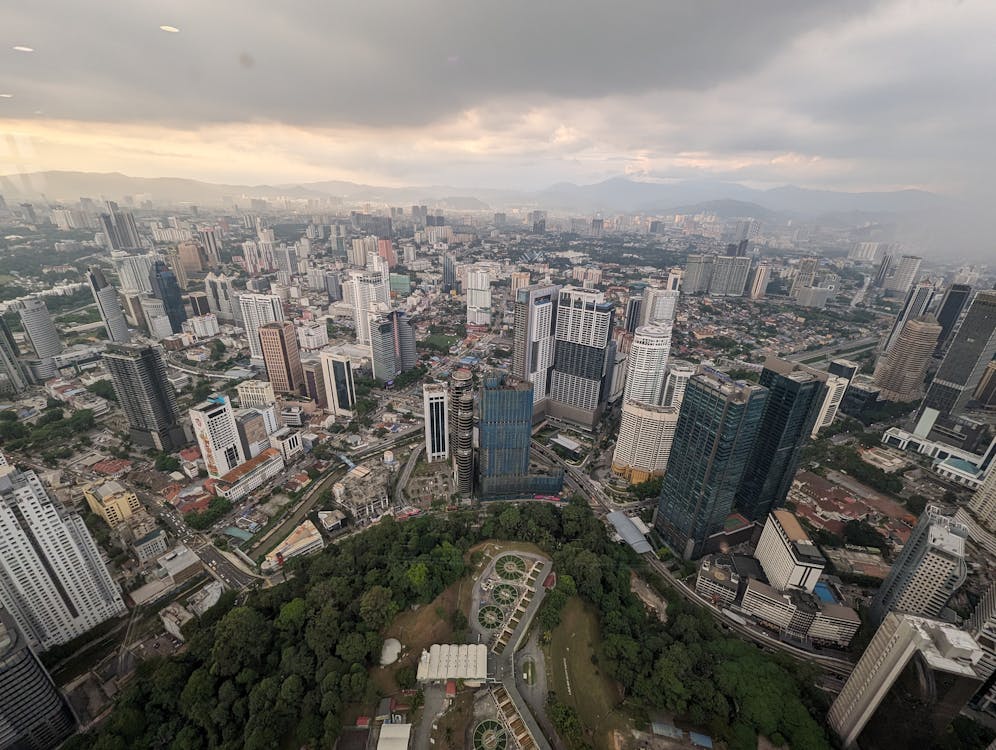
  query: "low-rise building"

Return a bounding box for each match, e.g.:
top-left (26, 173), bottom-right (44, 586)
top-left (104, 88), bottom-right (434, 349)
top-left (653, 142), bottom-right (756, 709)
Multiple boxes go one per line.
top-left (214, 448), bottom-right (285, 503)
top-left (132, 528), bottom-right (169, 564)
top-left (160, 603), bottom-right (194, 641)
top-left (695, 555), bottom-right (740, 607)
top-left (262, 520), bottom-right (324, 572)
top-left (83, 480), bottom-right (142, 527)
top-left (269, 427), bottom-right (303, 463)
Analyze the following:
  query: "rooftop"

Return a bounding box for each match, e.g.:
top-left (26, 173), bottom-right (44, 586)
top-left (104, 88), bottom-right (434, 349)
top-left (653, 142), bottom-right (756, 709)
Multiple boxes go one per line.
top-left (217, 448), bottom-right (282, 485)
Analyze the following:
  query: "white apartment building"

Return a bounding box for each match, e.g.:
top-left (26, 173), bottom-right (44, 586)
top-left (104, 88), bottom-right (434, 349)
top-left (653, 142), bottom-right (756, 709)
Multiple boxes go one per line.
top-left (623, 325), bottom-right (672, 404)
top-left (189, 395), bottom-right (246, 479)
top-left (754, 510), bottom-right (826, 593)
top-left (611, 401), bottom-right (679, 484)
top-left (238, 293), bottom-right (284, 360)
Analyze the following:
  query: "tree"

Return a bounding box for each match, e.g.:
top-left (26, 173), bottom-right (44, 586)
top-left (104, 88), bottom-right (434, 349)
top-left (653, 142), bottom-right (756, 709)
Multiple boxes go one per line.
top-left (359, 586), bottom-right (395, 630)
top-left (88, 379), bottom-right (118, 401)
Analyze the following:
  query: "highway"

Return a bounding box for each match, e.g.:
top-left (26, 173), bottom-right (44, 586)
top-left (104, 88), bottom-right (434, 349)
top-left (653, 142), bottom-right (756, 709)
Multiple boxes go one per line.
top-left (786, 334), bottom-right (881, 366)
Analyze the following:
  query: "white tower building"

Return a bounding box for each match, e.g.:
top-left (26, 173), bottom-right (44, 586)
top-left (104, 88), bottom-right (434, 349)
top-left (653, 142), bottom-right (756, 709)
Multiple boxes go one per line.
top-left (640, 287), bottom-right (680, 326)
top-left (466, 268), bottom-right (493, 327)
top-left (189, 395), bottom-right (246, 479)
top-left (662, 361), bottom-right (696, 408)
top-left (624, 325), bottom-right (672, 404)
top-left (423, 383), bottom-right (450, 462)
top-left (611, 401), bottom-right (679, 484)
top-left (238, 293), bottom-right (284, 360)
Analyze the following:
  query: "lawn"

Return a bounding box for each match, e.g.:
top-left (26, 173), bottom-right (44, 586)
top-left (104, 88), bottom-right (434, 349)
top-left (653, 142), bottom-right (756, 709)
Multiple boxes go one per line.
top-left (425, 333), bottom-right (457, 350)
top-left (546, 597), bottom-right (628, 750)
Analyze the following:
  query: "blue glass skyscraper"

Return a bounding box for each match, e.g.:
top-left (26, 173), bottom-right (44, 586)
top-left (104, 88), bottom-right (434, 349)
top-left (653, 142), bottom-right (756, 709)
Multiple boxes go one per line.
top-left (149, 259), bottom-right (187, 334)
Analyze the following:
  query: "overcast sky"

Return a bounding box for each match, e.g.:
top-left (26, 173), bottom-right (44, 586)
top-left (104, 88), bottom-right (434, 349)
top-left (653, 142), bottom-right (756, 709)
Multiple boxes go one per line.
top-left (2, 0), bottom-right (994, 195)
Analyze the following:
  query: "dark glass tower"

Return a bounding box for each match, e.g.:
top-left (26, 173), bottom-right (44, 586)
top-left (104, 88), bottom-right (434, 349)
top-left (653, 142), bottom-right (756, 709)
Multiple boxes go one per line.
top-left (655, 369), bottom-right (768, 559)
top-left (735, 359), bottom-right (827, 521)
top-left (148, 260), bottom-right (187, 334)
top-left (935, 283), bottom-right (973, 350)
top-left (102, 344), bottom-right (186, 451)
top-left (369, 310), bottom-right (416, 382)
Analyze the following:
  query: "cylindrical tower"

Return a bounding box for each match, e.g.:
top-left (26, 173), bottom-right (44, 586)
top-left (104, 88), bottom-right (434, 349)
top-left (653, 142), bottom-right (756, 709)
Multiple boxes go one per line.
top-left (449, 368), bottom-right (475, 496)
top-left (624, 324), bottom-right (672, 404)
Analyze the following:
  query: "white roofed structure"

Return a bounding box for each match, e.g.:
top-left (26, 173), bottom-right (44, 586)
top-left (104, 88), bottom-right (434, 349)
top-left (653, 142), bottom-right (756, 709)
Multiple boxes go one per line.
top-left (416, 643), bottom-right (488, 682)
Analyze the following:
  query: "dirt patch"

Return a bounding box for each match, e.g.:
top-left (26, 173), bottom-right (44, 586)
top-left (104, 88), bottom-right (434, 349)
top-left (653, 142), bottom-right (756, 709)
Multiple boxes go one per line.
top-left (431, 691), bottom-right (476, 750)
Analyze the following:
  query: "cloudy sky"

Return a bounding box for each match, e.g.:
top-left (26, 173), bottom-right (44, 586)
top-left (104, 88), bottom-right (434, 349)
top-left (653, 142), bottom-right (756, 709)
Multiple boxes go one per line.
top-left (2, 0), bottom-right (994, 194)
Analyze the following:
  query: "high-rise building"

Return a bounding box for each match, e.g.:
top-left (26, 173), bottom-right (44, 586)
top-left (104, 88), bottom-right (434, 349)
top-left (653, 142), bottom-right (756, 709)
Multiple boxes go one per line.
top-left (0, 609), bottom-right (76, 748)
top-left (735, 358), bottom-right (826, 522)
top-left (320, 350), bottom-right (356, 417)
top-left (423, 383), bottom-right (450, 462)
top-left (748, 263), bottom-right (771, 300)
top-left (18, 297), bottom-right (62, 378)
top-left (0, 465), bottom-right (126, 651)
top-left (259, 321), bottom-right (305, 396)
top-left (683, 254), bottom-right (714, 294)
top-left (874, 252), bottom-right (895, 288)
top-left (199, 228), bottom-right (222, 266)
top-left (82, 481), bottom-right (141, 528)
top-left (204, 271), bottom-right (237, 321)
top-left (655, 369), bottom-right (768, 559)
top-left (236, 379), bottom-right (276, 409)
top-left (868, 506), bottom-right (968, 626)
top-left (510, 271), bottom-right (531, 293)
top-left (811, 371), bottom-right (850, 438)
top-left (189, 292), bottom-right (211, 317)
top-left (235, 408), bottom-right (272, 458)
top-left (177, 240), bottom-right (207, 275)
top-left (923, 290), bottom-right (996, 418)
top-left (85, 266), bottom-right (130, 343)
top-left (349, 235), bottom-right (378, 267)
top-left (450, 369), bottom-right (474, 496)
top-left (190, 395), bottom-right (246, 479)
top-left (0, 318), bottom-right (27, 395)
top-left (370, 310), bottom-right (417, 382)
top-left (935, 283), bottom-right (973, 351)
top-left (874, 317), bottom-right (942, 402)
top-left (163, 246), bottom-right (189, 291)
top-left (881, 280), bottom-right (936, 355)
top-left (477, 374), bottom-right (563, 499)
top-left (148, 260), bottom-right (186, 334)
top-left (442, 252), bottom-right (457, 292)
top-left (238, 293), bottom-right (284, 360)
top-left (976, 360), bottom-right (996, 410)
top-left (639, 287), bottom-right (679, 326)
top-left (549, 287), bottom-right (615, 429)
top-left (789, 257), bottom-right (819, 298)
top-left (623, 325), bottom-right (672, 404)
top-left (708, 255), bottom-right (751, 296)
top-left (139, 296), bottom-right (174, 340)
top-left (344, 269), bottom-right (389, 344)
top-left (968, 582), bottom-right (996, 717)
top-left (112, 252), bottom-right (155, 294)
top-left (884, 254), bottom-right (923, 295)
top-left (466, 268), bottom-right (492, 327)
top-left (512, 284), bottom-right (558, 404)
top-left (828, 614), bottom-right (983, 749)
top-left (102, 344), bottom-right (185, 450)
top-left (611, 401), bottom-right (679, 483)
top-left (302, 359), bottom-right (326, 408)
top-left (661, 360), bottom-right (696, 408)
top-left (98, 207), bottom-right (141, 250)
top-left (754, 510), bottom-right (826, 593)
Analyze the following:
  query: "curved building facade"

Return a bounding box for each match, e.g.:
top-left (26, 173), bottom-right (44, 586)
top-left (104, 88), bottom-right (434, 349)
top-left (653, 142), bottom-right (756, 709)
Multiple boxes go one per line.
top-left (623, 325), bottom-right (672, 405)
top-left (611, 400), bottom-right (679, 483)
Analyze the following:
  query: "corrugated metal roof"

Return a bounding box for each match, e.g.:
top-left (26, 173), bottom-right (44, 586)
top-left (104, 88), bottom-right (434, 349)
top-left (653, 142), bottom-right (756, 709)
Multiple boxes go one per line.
top-left (415, 643), bottom-right (488, 681)
top-left (607, 511), bottom-right (653, 554)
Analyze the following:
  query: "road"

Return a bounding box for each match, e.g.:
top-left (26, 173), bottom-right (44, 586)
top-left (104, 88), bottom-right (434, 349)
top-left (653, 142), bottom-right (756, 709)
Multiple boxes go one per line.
top-left (787, 334), bottom-right (880, 366)
top-left (394, 443), bottom-right (423, 505)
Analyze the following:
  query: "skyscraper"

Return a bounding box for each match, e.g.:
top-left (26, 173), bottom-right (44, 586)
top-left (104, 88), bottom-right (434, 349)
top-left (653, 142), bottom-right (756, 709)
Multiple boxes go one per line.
top-left (102, 344), bottom-right (185, 450)
top-left (828, 614), bottom-right (983, 749)
top-left (344, 269), bottom-right (389, 345)
top-left (923, 290), bottom-right (996, 418)
top-left (512, 284), bottom-right (558, 404)
top-left (708, 255), bottom-right (751, 296)
top-left (868, 506), bottom-right (968, 626)
top-left (510, 271), bottom-right (531, 293)
top-left (477, 374), bottom-right (563, 498)
top-left (450, 369), bottom-right (474, 496)
top-left (86, 266), bottom-right (130, 343)
top-left (320, 350), bottom-right (356, 417)
top-left (466, 268), bottom-right (492, 327)
top-left (789, 257), bottom-right (819, 298)
top-left (874, 317), bottom-right (942, 402)
top-left (967, 582), bottom-right (996, 717)
top-left (661, 360), bottom-right (696, 408)
top-left (139, 296), bottom-right (174, 340)
top-left (98, 207), bottom-right (141, 250)
top-left (884, 254), bottom-right (923, 295)
top-left (204, 271), bottom-right (237, 321)
top-left (442, 252), bottom-right (457, 292)
top-left (611, 401), bottom-right (679, 483)
top-left (934, 283), bottom-right (973, 351)
top-left (811, 371), bottom-right (850, 438)
top-left (735, 358), bottom-right (826, 522)
top-left (623, 325), bottom-right (672, 404)
top-left (655, 369), bottom-right (768, 558)
top-left (369, 310), bottom-right (416, 382)
top-left (238, 293), bottom-right (284, 360)
top-left (623, 295), bottom-right (642, 333)
top-left (259, 321), bottom-right (305, 395)
top-left (549, 287), bottom-right (615, 429)
top-left (881, 280), bottom-right (935, 355)
top-left (0, 317), bottom-right (28, 395)
top-left (189, 395), bottom-right (246, 479)
top-left (236, 379), bottom-right (276, 410)
top-left (111, 252), bottom-right (155, 294)
top-left (148, 260), bottom-right (186, 334)
top-left (683, 254), bottom-right (714, 294)
top-left (423, 383), bottom-right (450, 462)
top-left (17, 298), bottom-right (62, 382)
top-left (0, 465), bottom-right (126, 651)
top-left (199, 228), bottom-right (222, 266)
top-left (639, 286), bottom-right (680, 326)
top-left (748, 263), bottom-right (771, 300)
top-left (302, 359), bottom-right (326, 408)
top-left (0, 609), bottom-right (76, 748)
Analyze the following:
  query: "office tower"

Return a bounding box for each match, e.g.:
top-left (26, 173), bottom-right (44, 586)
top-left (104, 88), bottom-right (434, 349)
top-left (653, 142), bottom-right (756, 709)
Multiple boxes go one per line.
top-left (238, 293), bottom-right (284, 360)
top-left (466, 268), bottom-right (492, 327)
top-left (868, 506), bottom-right (968, 626)
top-left (923, 290), bottom-right (996, 417)
top-left (139, 296), bottom-right (173, 340)
top-left (935, 283), bottom-right (973, 350)
top-left (348, 235), bottom-right (377, 267)
top-left (811, 371), bottom-right (850, 438)
top-left (423, 383), bottom-right (450, 462)
top-left (968, 583), bottom-right (996, 716)
top-left (235, 409), bottom-right (271, 458)
top-left (849, 242), bottom-right (887, 263)
top-left (102, 344), bottom-right (185, 450)
top-left (623, 295), bottom-right (643, 333)
top-left (789, 257), bottom-right (819, 298)
top-left (611, 401), bottom-right (679, 483)
top-left (344, 269), bottom-right (389, 345)
top-left (301, 359), bottom-right (326, 408)
top-left (884, 254), bottom-right (923, 295)
top-left (754, 510), bottom-right (826, 593)
top-left (640, 286), bottom-right (679, 326)
top-left (828, 614), bottom-right (982, 750)
top-left (273, 244), bottom-right (299, 278)
top-left (0, 466), bottom-right (126, 651)
top-left (163, 246), bottom-right (189, 291)
top-left (662, 360), bottom-right (696, 408)
top-left (654, 370), bottom-right (768, 559)
top-left (177, 240), bottom-right (207, 274)
top-left (665, 267), bottom-right (682, 291)
top-left (98, 207), bottom-right (140, 250)
top-left (204, 271), bottom-right (236, 321)
top-left (874, 317), bottom-right (942, 402)
top-left (442, 252), bottom-right (457, 292)
top-left (112, 252), bottom-right (155, 294)
top-left (370, 311), bottom-right (416, 382)
top-left (199, 228), bottom-right (222, 265)
top-left (325, 271), bottom-right (343, 302)
top-left (623, 325), bottom-right (672, 404)
top-left (0, 318), bottom-right (28, 395)
top-left (682, 254), bottom-right (714, 294)
top-left (17, 298), bottom-right (62, 382)
top-left (320, 350), bottom-right (356, 417)
top-left (188, 291), bottom-right (211, 316)
top-left (259, 321), bottom-right (305, 396)
top-left (510, 271), bottom-right (531, 293)
top-left (549, 287), bottom-right (615, 429)
top-left (976, 360), bottom-right (996, 410)
top-left (190, 395), bottom-right (246, 479)
top-left (512, 284), bottom-right (558, 404)
top-left (477, 374), bottom-right (563, 498)
top-left (148, 260), bottom-right (186, 334)
top-left (85, 266), bottom-right (130, 343)
top-left (735, 358), bottom-right (826, 522)
top-left (377, 238), bottom-right (396, 268)
top-left (828, 358), bottom-right (860, 382)
top-left (708, 255), bottom-right (751, 296)
top-left (882, 280), bottom-right (935, 355)
top-left (236, 379), bottom-right (276, 409)
top-left (748, 263), bottom-right (771, 299)
top-left (450, 369), bottom-right (474, 496)
top-left (0, 609), bottom-right (76, 748)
